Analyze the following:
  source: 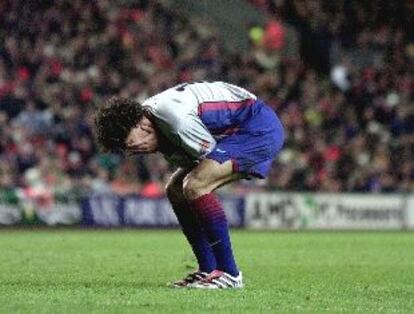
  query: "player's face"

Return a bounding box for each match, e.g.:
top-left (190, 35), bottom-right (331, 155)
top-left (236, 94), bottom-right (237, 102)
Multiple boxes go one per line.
top-left (125, 116), bottom-right (159, 155)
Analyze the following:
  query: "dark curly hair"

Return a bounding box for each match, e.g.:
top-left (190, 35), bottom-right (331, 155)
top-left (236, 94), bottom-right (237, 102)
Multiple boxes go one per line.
top-left (93, 97), bottom-right (144, 153)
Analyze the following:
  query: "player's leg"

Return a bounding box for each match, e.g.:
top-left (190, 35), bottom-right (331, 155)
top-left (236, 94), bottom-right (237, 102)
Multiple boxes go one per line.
top-left (184, 102), bottom-right (284, 288)
top-left (165, 168), bottom-right (216, 276)
top-left (183, 159), bottom-right (245, 285)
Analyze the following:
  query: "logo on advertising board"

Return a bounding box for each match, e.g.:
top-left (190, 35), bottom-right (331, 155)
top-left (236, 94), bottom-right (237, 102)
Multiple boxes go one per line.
top-left (82, 194), bottom-right (244, 227)
top-left (245, 193), bottom-right (407, 229)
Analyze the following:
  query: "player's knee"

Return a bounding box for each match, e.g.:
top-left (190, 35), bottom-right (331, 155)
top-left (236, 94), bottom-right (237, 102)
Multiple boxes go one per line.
top-left (165, 180), bottom-right (185, 204)
top-left (182, 175), bottom-right (211, 201)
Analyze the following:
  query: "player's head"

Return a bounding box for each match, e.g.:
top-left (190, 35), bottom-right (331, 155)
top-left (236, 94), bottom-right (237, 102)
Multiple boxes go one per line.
top-left (93, 97), bottom-right (158, 154)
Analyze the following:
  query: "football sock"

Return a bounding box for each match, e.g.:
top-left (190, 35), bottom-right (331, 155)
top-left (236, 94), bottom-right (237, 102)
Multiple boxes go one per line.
top-left (189, 193), bottom-right (239, 276)
top-left (171, 199), bottom-right (216, 273)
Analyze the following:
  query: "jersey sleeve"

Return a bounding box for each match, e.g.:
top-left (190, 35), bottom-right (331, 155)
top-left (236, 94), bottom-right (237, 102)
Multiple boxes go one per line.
top-left (176, 115), bottom-right (216, 158)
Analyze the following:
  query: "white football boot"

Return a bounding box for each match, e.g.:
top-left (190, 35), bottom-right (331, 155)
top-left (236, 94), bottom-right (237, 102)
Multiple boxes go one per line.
top-left (189, 270), bottom-right (243, 289)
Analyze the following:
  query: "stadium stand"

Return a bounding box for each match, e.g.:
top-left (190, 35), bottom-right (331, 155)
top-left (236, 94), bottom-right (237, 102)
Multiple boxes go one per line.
top-left (0, 0), bottom-right (413, 199)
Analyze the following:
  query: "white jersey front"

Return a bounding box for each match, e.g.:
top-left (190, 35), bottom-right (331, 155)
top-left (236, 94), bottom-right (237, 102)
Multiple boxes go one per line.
top-left (142, 81), bottom-right (257, 167)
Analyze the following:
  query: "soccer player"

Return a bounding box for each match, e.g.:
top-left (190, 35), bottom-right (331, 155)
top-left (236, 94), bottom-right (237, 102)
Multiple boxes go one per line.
top-left (93, 81), bottom-right (284, 289)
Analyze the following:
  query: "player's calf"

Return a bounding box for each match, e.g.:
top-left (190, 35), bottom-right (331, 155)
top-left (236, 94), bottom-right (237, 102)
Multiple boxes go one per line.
top-left (165, 168), bottom-right (217, 273)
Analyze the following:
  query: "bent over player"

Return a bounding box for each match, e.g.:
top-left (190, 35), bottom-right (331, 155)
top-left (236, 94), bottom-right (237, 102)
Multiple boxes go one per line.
top-left (93, 81), bottom-right (284, 289)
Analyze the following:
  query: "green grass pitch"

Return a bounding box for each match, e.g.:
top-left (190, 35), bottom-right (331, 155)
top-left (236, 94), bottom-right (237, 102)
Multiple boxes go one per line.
top-left (0, 230), bottom-right (413, 313)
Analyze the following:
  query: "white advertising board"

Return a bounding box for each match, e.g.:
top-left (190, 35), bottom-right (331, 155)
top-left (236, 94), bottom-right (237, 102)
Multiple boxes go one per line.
top-left (245, 193), bottom-right (411, 230)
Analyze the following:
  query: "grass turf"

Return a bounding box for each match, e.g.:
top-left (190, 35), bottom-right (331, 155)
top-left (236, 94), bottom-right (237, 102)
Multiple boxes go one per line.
top-left (0, 230), bottom-right (413, 313)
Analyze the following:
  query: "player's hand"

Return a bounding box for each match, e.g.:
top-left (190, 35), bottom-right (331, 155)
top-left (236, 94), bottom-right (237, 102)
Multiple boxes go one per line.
top-left (127, 131), bottom-right (159, 155)
top-left (125, 116), bottom-right (159, 155)
top-left (139, 118), bottom-right (156, 134)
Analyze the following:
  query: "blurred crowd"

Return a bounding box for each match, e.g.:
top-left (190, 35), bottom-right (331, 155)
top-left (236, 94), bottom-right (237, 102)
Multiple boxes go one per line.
top-left (0, 0), bottom-right (413, 200)
top-left (250, 0), bottom-right (414, 192)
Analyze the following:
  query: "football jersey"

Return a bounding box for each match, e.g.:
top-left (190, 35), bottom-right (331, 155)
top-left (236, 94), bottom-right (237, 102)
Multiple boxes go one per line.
top-left (142, 81), bottom-right (258, 166)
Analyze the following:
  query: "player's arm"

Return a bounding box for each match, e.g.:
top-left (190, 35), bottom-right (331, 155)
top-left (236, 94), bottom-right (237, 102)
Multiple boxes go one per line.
top-left (176, 115), bottom-right (216, 158)
top-left (143, 96), bottom-right (216, 161)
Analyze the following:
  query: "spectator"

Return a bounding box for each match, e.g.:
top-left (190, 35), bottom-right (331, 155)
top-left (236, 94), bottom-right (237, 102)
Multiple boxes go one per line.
top-left (0, 0), bottom-right (412, 197)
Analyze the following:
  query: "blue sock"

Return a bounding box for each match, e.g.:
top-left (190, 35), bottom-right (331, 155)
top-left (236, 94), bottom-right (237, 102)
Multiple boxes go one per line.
top-left (190, 193), bottom-right (239, 276)
top-left (171, 200), bottom-right (216, 273)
